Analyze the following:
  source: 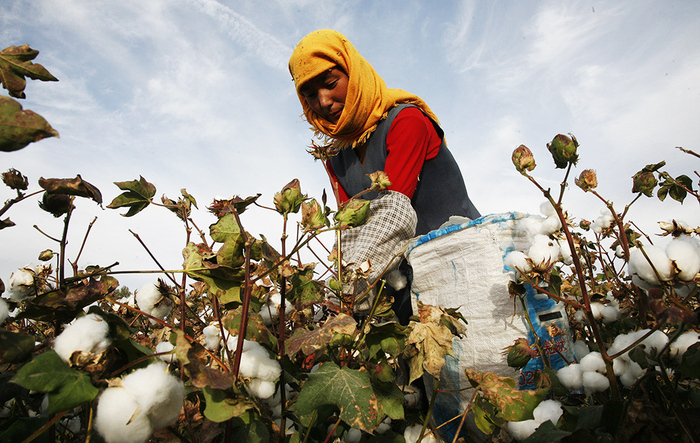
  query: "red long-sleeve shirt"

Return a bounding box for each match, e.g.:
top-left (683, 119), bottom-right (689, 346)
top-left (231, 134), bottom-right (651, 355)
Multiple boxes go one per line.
top-left (325, 106), bottom-right (442, 203)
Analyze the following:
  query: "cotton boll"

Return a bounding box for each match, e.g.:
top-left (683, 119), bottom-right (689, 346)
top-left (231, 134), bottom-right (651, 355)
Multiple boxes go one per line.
top-left (54, 313), bottom-right (111, 363)
top-left (344, 427), bottom-right (362, 443)
top-left (403, 424), bottom-right (438, 443)
top-left (612, 357), bottom-right (629, 376)
top-left (135, 281), bottom-right (171, 320)
top-left (507, 419), bottom-right (540, 441)
top-left (580, 352), bottom-right (606, 374)
top-left (203, 325), bottom-right (221, 351)
top-left (670, 331), bottom-right (700, 361)
top-left (539, 216), bottom-right (562, 236)
top-left (558, 239), bottom-right (573, 265)
top-left (608, 330), bottom-right (644, 357)
top-left (155, 341), bottom-right (176, 363)
top-left (0, 298), bottom-right (9, 325)
top-left (573, 310), bottom-right (586, 323)
top-left (120, 362), bottom-right (185, 430)
top-left (376, 417), bottom-right (392, 434)
top-left (667, 237), bottom-right (700, 281)
top-left (557, 363), bottom-right (583, 390)
top-left (247, 379), bottom-right (277, 400)
top-left (533, 399), bottom-right (563, 425)
top-left (239, 344), bottom-right (281, 382)
top-left (95, 387), bottom-right (153, 443)
top-left (601, 305), bottom-right (620, 324)
top-left (583, 371), bottom-right (610, 395)
top-left (8, 268), bottom-right (35, 301)
top-left (385, 269), bottom-right (407, 291)
top-left (619, 361), bottom-right (644, 387)
top-left (505, 250), bottom-right (532, 276)
top-left (628, 246), bottom-right (673, 285)
top-left (528, 235), bottom-right (560, 267)
top-left (403, 386), bottom-right (421, 409)
top-left (640, 330), bottom-right (669, 356)
top-left (573, 340), bottom-right (590, 359)
top-left (590, 302), bottom-right (604, 320)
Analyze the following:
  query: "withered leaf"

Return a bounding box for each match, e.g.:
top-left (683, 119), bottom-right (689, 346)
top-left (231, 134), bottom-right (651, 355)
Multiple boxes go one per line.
top-left (286, 313), bottom-right (357, 357)
top-left (465, 369), bottom-right (548, 422)
top-left (0, 44), bottom-right (58, 99)
top-left (39, 175), bottom-right (102, 205)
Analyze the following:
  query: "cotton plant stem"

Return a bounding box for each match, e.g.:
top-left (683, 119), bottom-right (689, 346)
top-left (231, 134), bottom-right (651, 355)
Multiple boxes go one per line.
top-left (128, 229), bottom-right (179, 286)
top-left (72, 216), bottom-right (97, 272)
top-left (58, 201), bottom-right (74, 289)
top-left (417, 382), bottom-right (440, 443)
top-left (231, 209), bottom-right (254, 377)
top-left (522, 171), bottom-right (620, 400)
top-left (0, 189), bottom-right (43, 218)
top-left (276, 213), bottom-right (289, 438)
top-left (451, 388), bottom-right (481, 443)
top-left (19, 410), bottom-right (67, 443)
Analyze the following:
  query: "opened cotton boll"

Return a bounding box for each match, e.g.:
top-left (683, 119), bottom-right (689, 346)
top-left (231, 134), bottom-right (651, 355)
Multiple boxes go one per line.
top-left (259, 292), bottom-right (294, 326)
top-left (508, 399), bottom-right (563, 441)
top-left (247, 379), bottom-right (277, 400)
top-left (155, 341), bottom-right (176, 363)
top-left (0, 298), bottom-right (9, 325)
top-left (557, 363), bottom-right (584, 390)
top-left (95, 387), bottom-right (153, 443)
top-left (504, 250), bottom-right (532, 280)
top-left (403, 424), bottom-right (438, 443)
top-left (583, 371), bottom-right (610, 395)
top-left (666, 236), bottom-right (700, 281)
top-left (203, 324), bottom-right (221, 351)
top-left (573, 340), bottom-right (590, 359)
top-left (385, 268), bottom-right (407, 291)
top-left (528, 234), bottom-right (560, 268)
top-left (558, 239), bottom-right (573, 265)
top-left (7, 268), bottom-right (36, 301)
top-left (344, 427), bottom-right (362, 443)
top-left (628, 246), bottom-right (674, 285)
top-left (135, 280), bottom-right (173, 322)
top-left (580, 352), bottom-right (606, 374)
top-left (670, 330), bottom-right (700, 361)
top-left (53, 313), bottom-right (112, 363)
top-left (507, 419), bottom-right (540, 441)
top-left (120, 361), bottom-right (185, 430)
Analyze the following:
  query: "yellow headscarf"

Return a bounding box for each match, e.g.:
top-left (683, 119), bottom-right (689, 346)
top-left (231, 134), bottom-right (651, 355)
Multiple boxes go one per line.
top-left (289, 29), bottom-right (439, 148)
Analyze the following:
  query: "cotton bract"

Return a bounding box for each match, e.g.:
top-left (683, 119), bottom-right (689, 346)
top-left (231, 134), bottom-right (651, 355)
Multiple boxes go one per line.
top-left (53, 313), bottom-right (111, 363)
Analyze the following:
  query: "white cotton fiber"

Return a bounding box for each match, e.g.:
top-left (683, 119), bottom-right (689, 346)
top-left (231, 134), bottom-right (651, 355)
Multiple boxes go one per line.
top-left (505, 250), bottom-right (532, 276)
top-left (344, 428), bottom-right (362, 443)
top-left (539, 216), bottom-right (562, 236)
top-left (590, 302), bottom-right (604, 320)
top-left (558, 239), bottom-right (573, 265)
top-left (600, 305), bottom-right (621, 324)
top-left (667, 237), bottom-right (700, 281)
top-left (247, 379), bottom-right (277, 400)
top-left (573, 340), bottom-right (590, 359)
top-left (528, 235), bottom-right (560, 268)
top-left (8, 268), bottom-right (35, 301)
top-left (95, 387), bottom-right (153, 443)
top-left (670, 330), bottom-right (700, 361)
top-left (54, 313), bottom-right (111, 363)
top-left (0, 298), bottom-right (9, 325)
top-left (533, 400), bottom-right (563, 425)
top-left (628, 246), bottom-right (673, 285)
top-left (582, 371), bottom-right (610, 395)
top-left (641, 330), bottom-right (669, 356)
top-left (507, 419), bottom-right (540, 441)
top-left (203, 324), bottom-right (221, 351)
top-left (155, 341), bottom-right (176, 363)
top-left (557, 363), bottom-right (583, 390)
top-left (135, 281), bottom-right (171, 320)
top-left (580, 352), bottom-right (606, 374)
top-left (619, 361), bottom-right (644, 387)
top-left (539, 201), bottom-right (557, 217)
top-left (120, 362), bottom-right (185, 430)
top-left (403, 424), bottom-right (438, 443)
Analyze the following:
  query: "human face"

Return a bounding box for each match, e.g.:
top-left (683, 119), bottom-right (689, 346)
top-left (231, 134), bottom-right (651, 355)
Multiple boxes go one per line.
top-left (299, 67), bottom-right (348, 124)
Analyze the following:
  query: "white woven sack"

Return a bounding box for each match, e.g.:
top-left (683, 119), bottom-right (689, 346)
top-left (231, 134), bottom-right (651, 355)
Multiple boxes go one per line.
top-left (405, 212), bottom-right (533, 439)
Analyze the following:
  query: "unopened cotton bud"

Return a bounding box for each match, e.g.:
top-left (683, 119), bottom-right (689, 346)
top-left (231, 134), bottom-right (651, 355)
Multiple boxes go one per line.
top-left (631, 170), bottom-right (657, 197)
top-left (368, 171), bottom-right (392, 192)
top-left (547, 134), bottom-right (579, 169)
top-left (273, 178), bottom-right (305, 215)
top-left (575, 169), bottom-right (598, 192)
top-left (334, 199), bottom-right (370, 229)
top-left (2, 169), bottom-right (29, 190)
top-left (301, 198), bottom-right (326, 231)
top-left (512, 145), bottom-right (536, 173)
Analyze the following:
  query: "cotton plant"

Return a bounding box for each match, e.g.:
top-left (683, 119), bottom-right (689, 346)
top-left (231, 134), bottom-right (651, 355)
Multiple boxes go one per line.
top-left (0, 298), bottom-right (9, 325)
top-left (95, 361), bottom-right (185, 443)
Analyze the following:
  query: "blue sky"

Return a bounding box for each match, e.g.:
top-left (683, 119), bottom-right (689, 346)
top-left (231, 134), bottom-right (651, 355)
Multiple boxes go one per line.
top-left (2, 0), bottom-right (699, 290)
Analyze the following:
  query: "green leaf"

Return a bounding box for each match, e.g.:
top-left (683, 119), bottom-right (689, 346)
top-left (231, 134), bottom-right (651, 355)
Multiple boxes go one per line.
top-left (202, 385), bottom-right (255, 423)
top-left (0, 44), bottom-right (58, 99)
top-left (223, 308), bottom-right (278, 351)
top-left (472, 396), bottom-right (497, 434)
top-left (11, 351), bottom-right (98, 413)
top-left (292, 361), bottom-right (381, 432)
top-left (182, 242), bottom-right (245, 302)
top-left (0, 95), bottom-right (58, 152)
top-left (107, 176), bottom-right (156, 216)
top-left (210, 213), bottom-right (244, 244)
top-left (524, 420), bottom-right (571, 442)
top-left (465, 369), bottom-right (548, 422)
top-left (365, 322), bottom-right (409, 359)
top-left (0, 330), bottom-right (35, 363)
top-left (286, 263), bottom-right (324, 309)
top-left (372, 381), bottom-right (404, 421)
top-left (680, 343), bottom-right (700, 379)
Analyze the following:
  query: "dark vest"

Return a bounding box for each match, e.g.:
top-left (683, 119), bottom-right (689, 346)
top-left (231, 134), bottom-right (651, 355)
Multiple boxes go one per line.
top-left (329, 104), bottom-right (480, 235)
